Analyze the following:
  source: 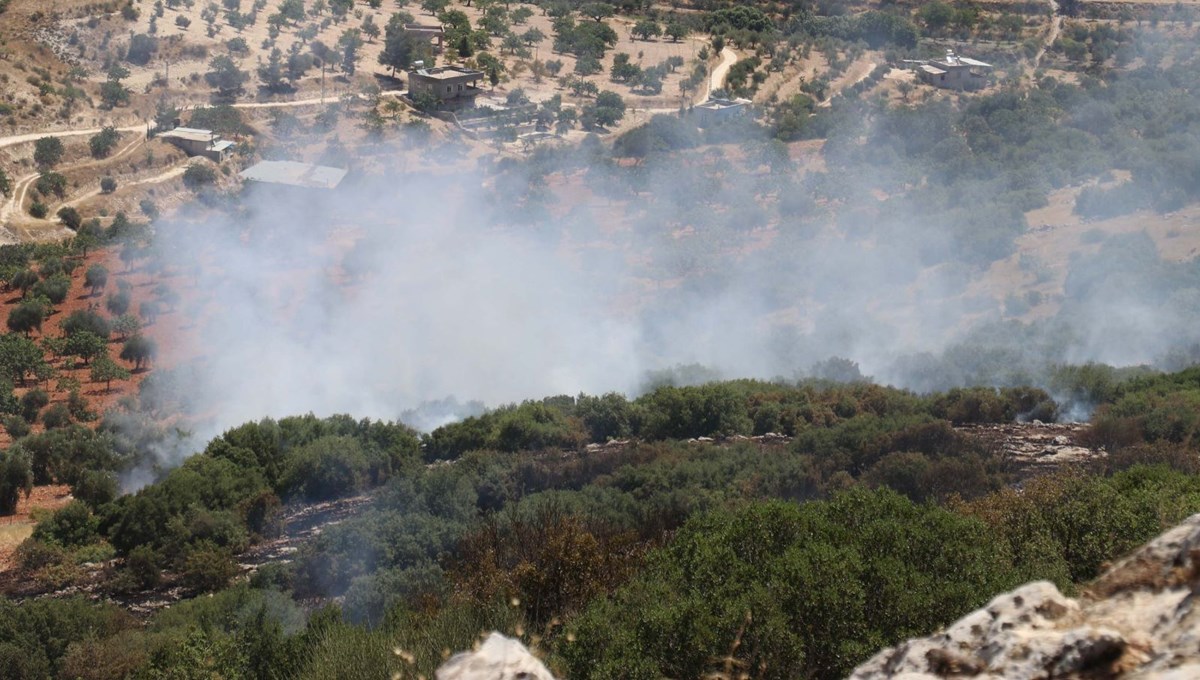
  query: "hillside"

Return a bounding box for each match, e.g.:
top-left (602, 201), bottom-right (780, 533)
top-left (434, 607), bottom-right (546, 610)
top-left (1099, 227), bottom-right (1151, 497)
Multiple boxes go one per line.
top-left (852, 512), bottom-right (1200, 678)
top-left (0, 0), bottom-right (1198, 677)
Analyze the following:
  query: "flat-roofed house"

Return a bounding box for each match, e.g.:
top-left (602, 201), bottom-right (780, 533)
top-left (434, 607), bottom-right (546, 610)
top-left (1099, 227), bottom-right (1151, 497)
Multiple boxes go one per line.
top-left (915, 51), bottom-right (991, 91)
top-left (404, 23), bottom-right (445, 52)
top-left (158, 127), bottom-right (233, 162)
top-left (239, 160), bottom-right (347, 190)
top-left (694, 96), bottom-right (752, 127)
top-left (408, 66), bottom-right (485, 107)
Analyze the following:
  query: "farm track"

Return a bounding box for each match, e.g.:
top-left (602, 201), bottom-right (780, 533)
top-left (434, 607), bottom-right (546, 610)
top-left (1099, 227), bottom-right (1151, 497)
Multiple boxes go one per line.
top-left (0, 93), bottom-right (407, 239)
top-left (707, 46), bottom-right (739, 96)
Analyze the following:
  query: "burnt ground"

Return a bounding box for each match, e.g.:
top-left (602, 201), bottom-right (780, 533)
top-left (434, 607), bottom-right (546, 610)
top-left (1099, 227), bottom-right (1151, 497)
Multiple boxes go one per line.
top-left (0, 492), bottom-right (375, 616)
top-left (956, 420), bottom-right (1100, 475)
top-left (239, 493), bottom-right (375, 571)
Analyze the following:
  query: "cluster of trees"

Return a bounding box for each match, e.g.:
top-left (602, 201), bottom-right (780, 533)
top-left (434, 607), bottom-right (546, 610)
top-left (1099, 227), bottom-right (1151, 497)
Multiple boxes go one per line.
top-left (609, 53), bottom-right (684, 95)
top-left (1053, 21), bottom-right (1134, 65)
top-left (11, 414), bottom-right (420, 596)
top-left (0, 215), bottom-right (163, 513)
top-left (552, 14), bottom-right (619, 75)
top-left (8, 359), bottom-right (1200, 677)
top-left (421, 378), bottom-right (1056, 460)
top-left (787, 10), bottom-right (919, 49)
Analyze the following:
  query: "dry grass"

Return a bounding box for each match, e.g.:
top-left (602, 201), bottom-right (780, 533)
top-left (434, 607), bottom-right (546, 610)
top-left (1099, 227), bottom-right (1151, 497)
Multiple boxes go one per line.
top-left (0, 522), bottom-right (34, 554)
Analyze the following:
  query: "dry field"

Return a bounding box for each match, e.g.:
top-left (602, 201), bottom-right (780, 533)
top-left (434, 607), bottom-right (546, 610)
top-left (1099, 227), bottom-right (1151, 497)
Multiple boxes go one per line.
top-left (0, 485), bottom-right (73, 571)
top-left (963, 172), bottom-right (1200, 321)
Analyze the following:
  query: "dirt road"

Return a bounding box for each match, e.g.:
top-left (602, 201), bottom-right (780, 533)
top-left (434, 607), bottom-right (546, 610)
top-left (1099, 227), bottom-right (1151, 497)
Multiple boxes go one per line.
top-left (62, 164), bottom-right (187, 210)
top-left (818, 58), bottom-right (877, 107)
top-left (1033, 0), bottom-right (1063, 72)
top-left (708, 47), bottom-right (739, 97)
top-left (1, 132), bottom-right (150, 232)
top-left (0, 125), bottom-right (145, 151)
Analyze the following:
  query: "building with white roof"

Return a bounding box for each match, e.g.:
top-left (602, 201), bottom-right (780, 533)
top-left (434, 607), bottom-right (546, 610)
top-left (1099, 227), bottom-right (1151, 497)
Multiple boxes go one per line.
top-left (913, 51), bottom-right (992, 91)
top-left (158, 127), bottom-right (234, 161)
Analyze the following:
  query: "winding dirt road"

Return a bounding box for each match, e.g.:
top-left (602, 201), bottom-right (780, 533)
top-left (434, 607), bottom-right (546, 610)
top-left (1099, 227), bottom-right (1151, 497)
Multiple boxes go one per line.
top-left (62, 164), bottom-right (187, 210)
top-left (0, 131), bottom-right (149, 231)
top-left (819, 58), bottom-right (878, 108)
top-left (0, 93), bottom-right (397, 239)
top-left (708, 47), bottom-right (739, 97)
top-left (0, 125), bottom-right (145, 151)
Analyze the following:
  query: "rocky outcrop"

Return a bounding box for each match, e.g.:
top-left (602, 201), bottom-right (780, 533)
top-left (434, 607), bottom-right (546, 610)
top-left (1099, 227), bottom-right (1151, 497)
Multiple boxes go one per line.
top-left (436, 632), bottom-right (556, 680)
top-left (851, 513), bottom-right (1200, 679)
top-left (956, 421), bottom-right (1100, 474)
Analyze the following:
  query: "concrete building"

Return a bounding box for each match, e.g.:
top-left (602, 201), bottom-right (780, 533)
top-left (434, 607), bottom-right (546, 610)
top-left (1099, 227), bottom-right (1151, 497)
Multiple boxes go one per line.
top-left (407, 65), bottom-right (485, 107)
top-left (158, 127), bottom-right (233, 161)
top-left (914, 51), bottom-right (992, 91)
top-left (404, 23), bottom-right (445, 52)
top-left (694, 96), bottom-right (751, 127)
top-left (239, 160), bottom-right (347, 190)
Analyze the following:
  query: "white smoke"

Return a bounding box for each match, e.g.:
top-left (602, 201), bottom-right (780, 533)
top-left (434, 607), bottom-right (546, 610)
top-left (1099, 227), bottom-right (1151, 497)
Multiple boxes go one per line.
top-left (135, 103), bottom-right (1200, 451)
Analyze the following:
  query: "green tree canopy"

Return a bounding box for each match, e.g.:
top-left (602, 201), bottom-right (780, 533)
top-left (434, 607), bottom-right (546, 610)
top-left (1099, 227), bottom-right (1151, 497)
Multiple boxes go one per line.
top-left (205, 55), bottom-right (249, 96)
top-left (33, 137), bottom-right (65, 169)
top-left (119, 334), bottom-right (157, 370)
top-left (0, 449), bottom-right (33, 514)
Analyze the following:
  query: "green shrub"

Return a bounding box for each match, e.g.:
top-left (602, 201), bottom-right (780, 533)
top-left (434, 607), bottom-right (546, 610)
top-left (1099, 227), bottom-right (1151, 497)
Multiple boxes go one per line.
top-left (41, 402), bottom-right (72, 429)
top-left (2, 414), bottom-right (29, 438)
top-left (71, 469), bottom-right (119, 508)
top-left (560, 489), bottom-right (1022, 680)
top-left (182, 163), bottom-right (218, 189)
top-left (32, 500), bottom-right (98, 547)
top-left (181, 540), bottom-right (238, 592)
top-left (125, 545), bottom-right (163, 589)
top-left (280, 435), bottom-right (369, 501)
top-left (18, 389), bottom-right (48, 424)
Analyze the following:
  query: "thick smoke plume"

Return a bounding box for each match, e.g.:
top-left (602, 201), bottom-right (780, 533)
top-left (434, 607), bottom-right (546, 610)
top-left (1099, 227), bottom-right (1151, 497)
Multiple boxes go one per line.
top-left (143, 104), bottom-right (1200, 448)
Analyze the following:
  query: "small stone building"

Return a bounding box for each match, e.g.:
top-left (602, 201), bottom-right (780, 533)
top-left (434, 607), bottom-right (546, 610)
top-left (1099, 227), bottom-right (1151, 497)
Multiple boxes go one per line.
top-left (407, 66), bottom-right (485, 107)
top-left (158, 127), bottom-right (233, 162)
top-left (694, 97), bottom-right (751, 127)
top-left (915, 51), bottom-right (991, 91)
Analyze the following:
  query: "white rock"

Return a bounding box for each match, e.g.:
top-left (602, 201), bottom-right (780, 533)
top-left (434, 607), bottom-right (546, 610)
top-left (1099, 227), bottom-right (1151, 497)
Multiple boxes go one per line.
top-left (851, 514), bottom-right (1200, 679)
top-left (436, 632), bottom-right (556, 680)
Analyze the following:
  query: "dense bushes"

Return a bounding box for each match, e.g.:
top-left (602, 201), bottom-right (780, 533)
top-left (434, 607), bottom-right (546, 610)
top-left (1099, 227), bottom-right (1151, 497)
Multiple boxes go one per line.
top-left (101, 416), bottom-right (419, 562)
top-left (560, 489), bottom-right (1023, 680)
top-left (422, 400), bottom-right (586, 461)
top-left (10, 362), bottom-right (1200, 678)
top-left (279, 436), bottom-right (371, 502)
top-left (1086, 366), bottom-right (1200, 450)
top-left (0, 598), bottom-right (135, 679)
top-left (422, 379), bottom-right (1015, 461)
top-left (956, 465), bottom-right (1200, 584)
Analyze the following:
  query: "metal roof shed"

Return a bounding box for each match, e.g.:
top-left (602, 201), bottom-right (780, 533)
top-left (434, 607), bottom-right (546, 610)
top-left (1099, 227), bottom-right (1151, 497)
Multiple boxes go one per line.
top-left (239, 160), bottom-right (348, 190)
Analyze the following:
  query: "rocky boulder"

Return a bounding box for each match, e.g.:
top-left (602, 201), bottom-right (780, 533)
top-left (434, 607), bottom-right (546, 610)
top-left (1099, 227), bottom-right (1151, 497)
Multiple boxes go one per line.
top-left (436, 632), bottom-right (556, 680)
top-left (851, 513), bottom-right (1200, 679)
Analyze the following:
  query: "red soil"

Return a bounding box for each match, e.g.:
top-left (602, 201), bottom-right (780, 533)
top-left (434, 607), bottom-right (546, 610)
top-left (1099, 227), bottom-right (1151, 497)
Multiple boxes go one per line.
top-left (0, 244), bottom-right (186, 447)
